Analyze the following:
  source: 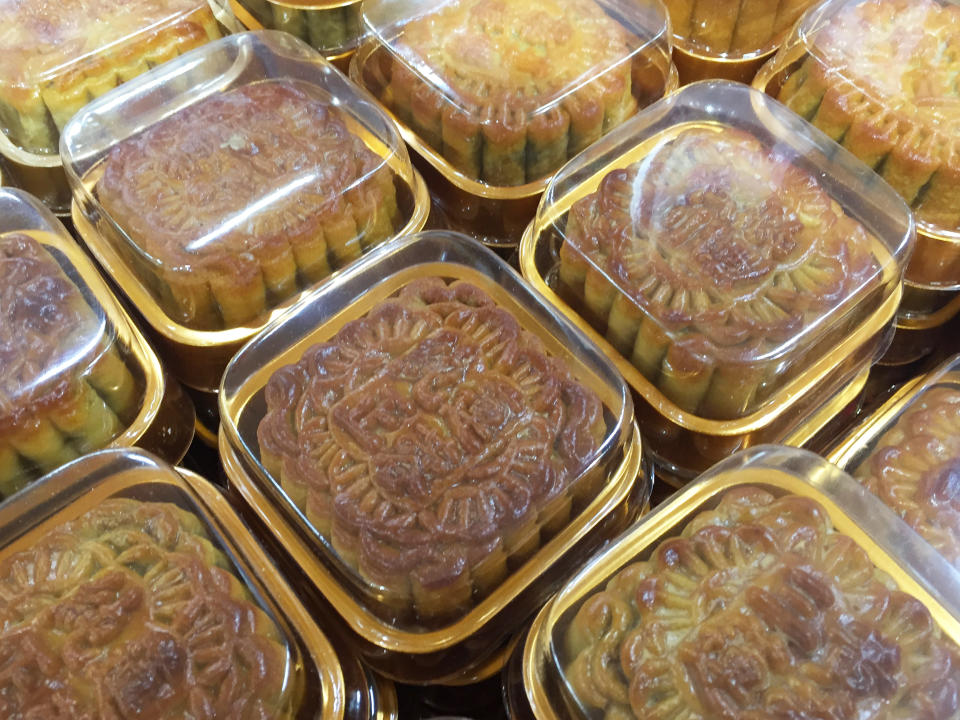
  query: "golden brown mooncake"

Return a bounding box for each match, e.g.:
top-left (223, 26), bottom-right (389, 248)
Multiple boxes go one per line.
top-left (564, 487), bottom-right (960, 720)
top-left (776, 0), bottom-right (960, 234)
top-left (97, 79), bottom-right (401, 331)
top-left (0, 232), bottom-right (139, 499)
top-left (238, 0), bottom-right (363, 54)
top-left (378, 0), bottom-right (640, 186)
top-left (664, 0), bottom-right (816, 56)
top-left (0, 498), bottom-right (291, 719)
top-left (257, 277), bottom-right (607, 620)
top-left (557, 125), bottom-right (882, 419)
top-left (0, 0), bottom-right (221, 155)
top-left (854, 386), bottom-right (960, 567)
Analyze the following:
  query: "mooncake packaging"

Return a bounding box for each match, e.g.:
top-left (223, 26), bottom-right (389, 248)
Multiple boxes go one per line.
top-left (349, 0), bottom-right (676, 247)
top-left (0, 0), bottom-right (237, 214)
top-left (520, 80), bottom-right (913, 481)
top-left (63, 30), bottom-right (428, 394)
top-left (230, 0), bottom-right (364, 69)
top-left (0, 187), bottom-right (194, 501)
top-left (755, 0), bottom-right (960, 294)
top-left (219, 230), bottom-right (651, 683)
top-left (0, 447), bottom-right (400, 720)
top-left (665, 0), bottom-right (818, 83)
top-left (507, 444), bottom-right (960, 720)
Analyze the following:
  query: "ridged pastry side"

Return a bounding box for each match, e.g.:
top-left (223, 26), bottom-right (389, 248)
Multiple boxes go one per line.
top-left (665, 0), bottom-right (815, 55)
top-left (558, 125), bottom-right (881, 419)
top-left (381, 0), bottom-right (638, 186)
top-left (564, 487), bottom-right (960, 720)
top-left (98, 80), bottom-right (401, 330)
top-left (0, 233), bottom-right (139, 499)
top-left (776, 0), bottom-right (960, 234)
top-left (0, 1), bottom-right (221, 155)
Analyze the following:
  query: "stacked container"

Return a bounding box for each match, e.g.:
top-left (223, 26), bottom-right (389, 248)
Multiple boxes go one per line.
top-left (229, 0), bottom-right (364, 69)
top-left (755, 0), bottom-right (960, 367)
top-left (62, 31), bottom-right (429, 408)
top-left (349, 0), bottom-right (677, 248)
top-left (0, 0), bottom-right (236, 215)
top-left (0, 188), bottom-right (194, 501)
top-left (520, 80), bottom-right (914, 483)
top-left (219, 230), bottom-right (651, 684)
top-left (0, 447), bottom-right (397, 719)
top-left (506, 445), bottom-right (960, 720)
top-left (664, 0), bottom-right (819, 83)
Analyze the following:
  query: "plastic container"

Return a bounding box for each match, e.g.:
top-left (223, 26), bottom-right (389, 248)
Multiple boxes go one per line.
top-left (0, 447), bottom-right (383, 719)
top-left (509, 444), bottom-right (960, 720)
top-left (0, 0), bottom-right (237, 215)
top-left (830, 355), bottom-right (960, 568)
top-left (754, 0), bottom-right (960, 291)
top-left (520, 80), bottom-right (913, 480)
top-left (349, 0), bottom-right (676, 247)
top-left (64, 31), bottom-right (429, 393)
top-left (219, 230), bottom-right (650, 683)
top-left (666, 0), bottom-right (818, 84)
top-left (229, 0), bottom-right (364, 69)
top-left (0, 188), bottom-right (194, 501)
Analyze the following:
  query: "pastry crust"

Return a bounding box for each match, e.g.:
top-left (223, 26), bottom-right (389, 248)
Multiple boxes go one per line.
top-left (564, 487), bottom-right (960, 720)
top-left (379, 0), bottom-right (639, 185)
top-left (558, 125), bottom-right (882, 419)
top-left (854, 386), bottom-right (960, 567)
top-left (257, 277), bottom-right (606, 620)
top-left (0, 0), bottom-right (221, 154)
top-left (0, 498), bottom-right (290, 719)
top-left (665, 0), bottom-right (816, 56)
top-left (0, 232), bottom-right (138, 498)
top-left (97, 79), bottom-right (400, 330)
top-left (776, 0), bottom-right (960, 233)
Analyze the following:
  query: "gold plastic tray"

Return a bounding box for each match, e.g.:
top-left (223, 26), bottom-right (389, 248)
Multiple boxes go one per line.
top-left (349, 42), bottom-right (678, 248)
top-left (519, 125), bottom-right (901, 477)
top-left (28, 229), bottom-right (195, 464)
top-left (72, 163), bottom-right (428, 393)
top-left (880, 298), bottom-right (960, 366)
top-left (672, 44), bottom-right (775, 85)
top-left (2, 157), bottom-right (71, 216)
top-left (518, 462), bottom-right (960, 720)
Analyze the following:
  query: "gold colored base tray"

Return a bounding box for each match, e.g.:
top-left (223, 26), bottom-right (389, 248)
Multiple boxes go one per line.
top-left (673, 44), bottom-right (775, 85)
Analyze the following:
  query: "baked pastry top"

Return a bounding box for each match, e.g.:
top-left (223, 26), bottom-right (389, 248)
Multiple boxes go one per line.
top-left (776, 0), bottom-right (960, 233)
top-left (0, 232), bottom-right (139, 498)
top-left (257, 277), bottom-right (606, 620)
top-left (97, 79), bottom-right (400, 330)
top-left (854, 385), bottom-right (960, 567)
top-left (664, 0), bottom-right (816, 56)
top-left (378, 0), bottom-right (640, 185)
top-left (564, 487), bottom-right (960, 720)
top-left (0, 498), bottom-right (291, 719)
top-left (0, 0), bottom-right (221, 153)
top-left (558, 124), bottom-right (882, 418)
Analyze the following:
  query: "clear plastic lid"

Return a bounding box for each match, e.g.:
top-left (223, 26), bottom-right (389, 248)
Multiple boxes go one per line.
top-left (530, 80), bottom-right (913, 423)
top-left (531, 445), bottom-right (960, 720)
top-left (352, 0), bottom-right (672, 191)
top-left (0, 188), bottom-right (147, 500)
top-left (63, 30), bottom-right (424, 334)
top-left (0, 0), bottom-right (228, 162)
top-left (664, 0), bottom-right (818, 59)
top-left (759, 0), bottom-right (960, 243)
top-left (831, 354), bottom-right (960, 571)
top-left (220, 230), bottom-right (639, 636)
top-left (0, 447), bottom-right (341, 720)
